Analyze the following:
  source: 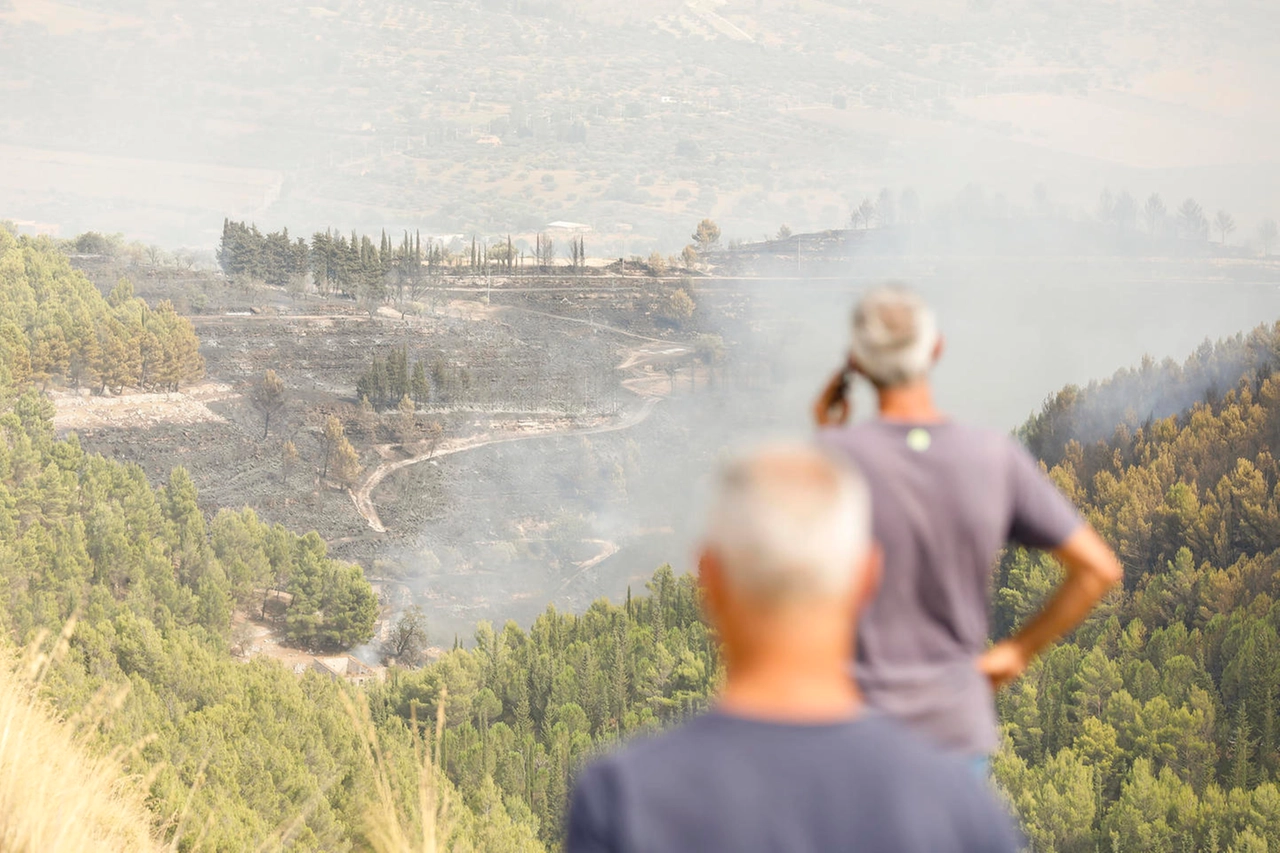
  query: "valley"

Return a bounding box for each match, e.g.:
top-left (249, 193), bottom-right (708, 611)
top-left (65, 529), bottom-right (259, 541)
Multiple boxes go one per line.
top-left (57, 249), bottom-right (1280, 642)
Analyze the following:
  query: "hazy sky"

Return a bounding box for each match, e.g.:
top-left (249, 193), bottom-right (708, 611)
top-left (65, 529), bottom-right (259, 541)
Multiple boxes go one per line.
top-left (3, 0), bottom-right (1279, 250)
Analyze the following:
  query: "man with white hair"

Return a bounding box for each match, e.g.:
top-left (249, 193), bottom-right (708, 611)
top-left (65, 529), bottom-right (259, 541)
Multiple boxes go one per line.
top-left (815, 283), bottom-right (1123, 766)
top-left (566, 444), bottom-right (1022, 853)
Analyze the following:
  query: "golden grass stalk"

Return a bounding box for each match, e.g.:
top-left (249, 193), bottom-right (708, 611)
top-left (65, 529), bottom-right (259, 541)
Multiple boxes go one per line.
top-left (346, 685), bottom-right (454, 853)
top-left (0, 622), bottom-right (162, 853)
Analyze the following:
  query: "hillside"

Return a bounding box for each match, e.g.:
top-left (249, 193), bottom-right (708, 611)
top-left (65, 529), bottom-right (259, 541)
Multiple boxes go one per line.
top-left (10, 225), bottom-right (1280, 849)
top-left (332, 319), bottom-right (1280, 851)
top-left (0, 229), bottom-right (545, 849)
top-left (0, 642), bottom-right (161, 853)
top-left (5, 0), bottom-right (1280, 247)
top-left (993, 322), bottom-right (1280, 851)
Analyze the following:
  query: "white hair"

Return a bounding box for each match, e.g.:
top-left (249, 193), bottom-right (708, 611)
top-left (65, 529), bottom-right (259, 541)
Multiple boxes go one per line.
top-left (704, 444), bottom-right (871, 602)
top-left (849, 284), bottom-right (939, 387)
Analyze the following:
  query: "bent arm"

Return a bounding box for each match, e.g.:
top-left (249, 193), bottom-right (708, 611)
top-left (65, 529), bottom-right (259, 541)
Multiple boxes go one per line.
top-left (982, 526), bottom-right (1123, 689)
top-left (1022, 526), bottom-right (1123, 654)
top-left (813, 365), bottom-right (854, 427)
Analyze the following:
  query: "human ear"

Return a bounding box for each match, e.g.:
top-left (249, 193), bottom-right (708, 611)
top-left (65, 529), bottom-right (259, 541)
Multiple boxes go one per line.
top-left (698, 549), bottom-right (727, 623)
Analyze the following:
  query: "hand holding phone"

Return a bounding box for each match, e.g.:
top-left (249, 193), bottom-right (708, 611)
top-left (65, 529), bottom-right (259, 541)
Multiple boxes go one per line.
top-left (813, 363), bottom-right (856, 426)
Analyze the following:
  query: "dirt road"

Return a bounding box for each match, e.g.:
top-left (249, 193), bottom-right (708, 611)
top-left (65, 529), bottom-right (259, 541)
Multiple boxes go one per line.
top-left (349, 317), bottom-right (690, 533)
top-left (558, 538), bottom-right (622, 591)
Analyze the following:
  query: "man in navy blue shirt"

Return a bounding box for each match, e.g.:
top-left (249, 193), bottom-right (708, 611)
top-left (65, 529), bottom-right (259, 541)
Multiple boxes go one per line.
top-left (566, 444), bottom-right (1023, 853)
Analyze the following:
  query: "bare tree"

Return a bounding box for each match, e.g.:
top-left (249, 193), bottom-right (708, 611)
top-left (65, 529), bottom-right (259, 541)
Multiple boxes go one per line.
top-left (251, 370), bottom-right (286, 439)
top-left (381, 605), bottom-right (429, 666)
top-left (535, 233), bottom-right (557, 267)
top-left (849, 206), bottom-right (864, 230)
top-left (858, 197), bottom-right (877, 229)
top-left (1258, 219), bottom-right (1278, 257)
top-left (1215, 210), bottom-right (1237, 245)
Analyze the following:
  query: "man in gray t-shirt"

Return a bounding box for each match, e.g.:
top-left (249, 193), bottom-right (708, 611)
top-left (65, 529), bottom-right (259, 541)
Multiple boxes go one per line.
top-left (567, 444), bottom-right (1022, 853)
top-left (815, 284), bottom-right (1123, 758)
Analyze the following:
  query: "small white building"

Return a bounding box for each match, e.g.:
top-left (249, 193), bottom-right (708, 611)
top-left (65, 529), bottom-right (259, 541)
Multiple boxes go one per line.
top-left (311, 655), bottom-right (385, 686)
top-left (545, 221), bottom-right (592, 232)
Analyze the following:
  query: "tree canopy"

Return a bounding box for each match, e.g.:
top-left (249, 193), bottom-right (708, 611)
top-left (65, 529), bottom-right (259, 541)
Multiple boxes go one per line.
top-left (0, 230), bottom-right (202, 395)
top-left (994, 322), bottom-right (1280, 850)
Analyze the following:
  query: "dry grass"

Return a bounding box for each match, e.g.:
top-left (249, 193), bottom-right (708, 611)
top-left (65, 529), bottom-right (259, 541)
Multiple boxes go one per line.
top-left (0, 619), bottom-right (462, 853)
top-left (347, 686), bottom-right (454, 853)
top-left (0, 619), bottom-right (162, 853)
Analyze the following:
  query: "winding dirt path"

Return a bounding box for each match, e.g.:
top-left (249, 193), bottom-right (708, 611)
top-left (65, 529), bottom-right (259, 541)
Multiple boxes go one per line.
top-left (559, 538), bottom-right (622, 591)
top-left (348, 315), bottom-right (690, 533)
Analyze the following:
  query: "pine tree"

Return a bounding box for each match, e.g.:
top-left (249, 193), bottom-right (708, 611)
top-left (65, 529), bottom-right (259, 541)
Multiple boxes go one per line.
top-left (396, 393), bottom-right (416, 442)
top-left (331, 435), bottom-right (361, 487)
top-left (280, 440), bottom-right (298, 485)
top-left (411, 360), bottom-right (430, 406)
top-left (251, 369), bottom-right (287, 439)
top-left (320, 415), bottom-right (345, 478)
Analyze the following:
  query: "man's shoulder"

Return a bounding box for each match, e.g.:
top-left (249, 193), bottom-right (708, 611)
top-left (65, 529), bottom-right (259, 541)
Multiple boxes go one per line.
top-left (819, 420), bottom-right (1019, 456)
top-left (569, 713), bottom-right (1022, 852)
top-left (583, 713), bottom-right (731, 776)
top-left (850, 713), bottom-right (978, 778)
top-left (581, 711), bottom-right (964, 780)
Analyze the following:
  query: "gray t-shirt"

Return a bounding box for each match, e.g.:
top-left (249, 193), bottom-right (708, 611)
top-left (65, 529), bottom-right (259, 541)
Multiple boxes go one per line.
top-left (819, 420), bottom-right (1082, 754)
top-left (566, 710), bottom-right (1023, 853)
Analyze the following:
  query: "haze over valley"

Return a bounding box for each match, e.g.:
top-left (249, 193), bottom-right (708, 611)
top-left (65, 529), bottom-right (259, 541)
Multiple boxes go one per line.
top-left (5, 1), bottom-right (1280, 850)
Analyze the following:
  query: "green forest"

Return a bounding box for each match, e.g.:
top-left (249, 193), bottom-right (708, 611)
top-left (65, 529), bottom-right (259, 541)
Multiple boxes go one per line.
top-left (993, 325), bottom-right (1280, 851)
top-left (1, 233), bottom-right (202, 395)
top-left (364, 317), bottom-right (1280, 852)
top-left (10, 227), bottom-right (1280, 850)
top-left (217, 219), bottom-right (588, 306)
top-left (0, 230), bottom-right (401, 848)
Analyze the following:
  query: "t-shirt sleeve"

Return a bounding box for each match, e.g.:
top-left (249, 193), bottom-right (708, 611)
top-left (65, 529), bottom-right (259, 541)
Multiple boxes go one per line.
top-left (565, 761), bottom-right (620, 853)
top-left (1007, 439), bottom-right (1083, 549)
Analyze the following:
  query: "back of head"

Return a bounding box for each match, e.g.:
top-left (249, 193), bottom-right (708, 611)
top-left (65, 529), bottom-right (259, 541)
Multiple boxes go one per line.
top-left (849, 284), bottom-right (939, 387)
top-left (705, 444), bottom-right (870, 604)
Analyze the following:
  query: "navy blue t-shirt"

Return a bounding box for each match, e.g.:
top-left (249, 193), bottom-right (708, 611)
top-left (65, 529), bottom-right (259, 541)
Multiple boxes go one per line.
top-left (566, 710), bottom-right (1023, 853)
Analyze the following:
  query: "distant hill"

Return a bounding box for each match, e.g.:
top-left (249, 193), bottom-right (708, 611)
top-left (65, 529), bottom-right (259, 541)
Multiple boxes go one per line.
top-left (992, 320), bottom-right (1280, 851)
top-left (4, 0), bottom-right (1280, 248)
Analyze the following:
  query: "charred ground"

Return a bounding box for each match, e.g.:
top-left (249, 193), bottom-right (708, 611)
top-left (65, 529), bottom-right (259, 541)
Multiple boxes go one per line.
top-left (65, 258), bottom-right (757, 638)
